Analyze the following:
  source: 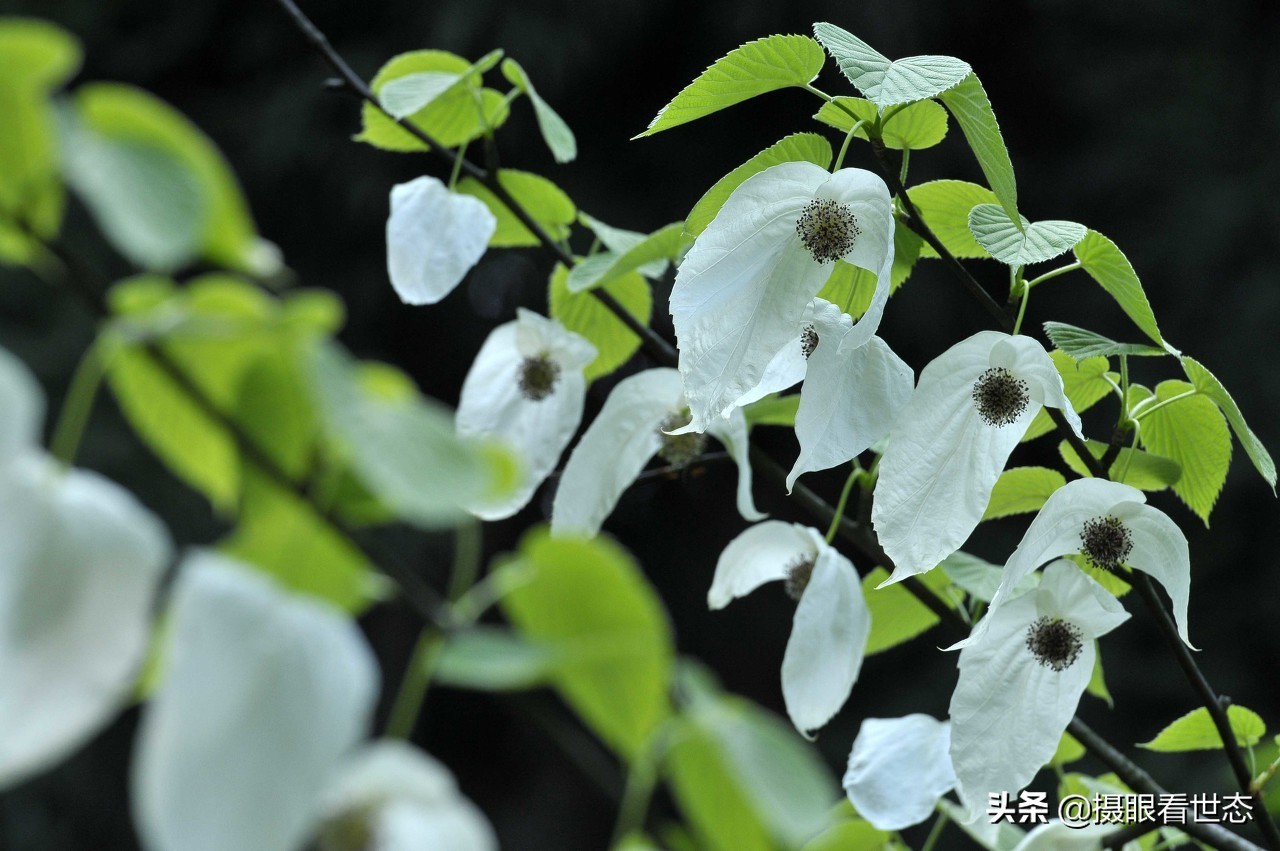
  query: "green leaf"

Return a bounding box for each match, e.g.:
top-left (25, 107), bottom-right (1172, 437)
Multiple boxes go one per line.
top-left (1022, 350), bottom-right (1114, 442)
top-left (906, 180), bottom-right (997, 260)
top-left (802, 819), bottom-right (893, 851)
top-left (1050, 731), bottom-right (1086, 767)
top-left (816, 219), bottom-right (919, 313)
top-left (0, 18), bottom-right (81, 89)
top-left (1136, 379), bottom-right (1231, 523)
top-left (1140, 705), bottom-right (1267, 752)
top-left (566, 222), bottom-right (688, 293)
top-left (743, 394), bottom-right (800, 428)
top-left (983, 466), bottom-right (1066, 520)
top-left (968, 203), bottom-right (1085, 266)
top-left (357, 50), bottom-right (510, 151)
top-left (1073, 229), bottom-right (1170, 349)
top-left (814, 96), bottom-right (948, 150)
top-left (308, 342), bottom-right (507, 528)
top-left (549, 264), bottom-right (652, 382)
top-left (664, 720), bottom-right (773, 851)
top-left (1042, 322), bottom-right (1167, 360)
top-left (1087, 644), bottom-right (1113, 706)
top-left (940, 550), bottom-right (1012, 603)
top-left (862, 566), bottom-right (955, 654)
top-left (501, 58), bottom-right (577, 163)
top-left (940, 798), bottom-right (1026, 851)
top-left (67, 84), bottom-right (272, 274)
top-left (501, 530), bottom-right (674, 759)
top-left (1181, 356), bottom-right (1276, 490)
top-left (636, 34), bottom-right (826, 137)
top-left (686, 133), bottom-right (832, 236)
top-left (378, 48), bottom-right (502, 119)
top-left (937, 73), bottom-right (1020, 225)
top-left (1058, 439), bottom-right (1181, 492)
top-left (435, 627), bottom-right (563, 691)
top-left (456, 169), bottom-right (575, 248)
top-left (811, 24), bottom-right (970, 108)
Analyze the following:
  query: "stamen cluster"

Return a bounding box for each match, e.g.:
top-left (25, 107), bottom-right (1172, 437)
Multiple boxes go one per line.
top-left (1025, 616), bottom-right (1084, 672)
top-left (518, 353), bottom-right (561, 401)
top-left (1080, 515), bottom-right (1134, 572)
top-left (656, 411), bottom-right (707, 468)
top-left (800, 324), bottom-right (818, 359)
top-left (795, 199), bottom-right (860, 263)
top-left (784, 553), bottom-right (817, 601)
top-left (972, 367), bottom-right (1030, 427)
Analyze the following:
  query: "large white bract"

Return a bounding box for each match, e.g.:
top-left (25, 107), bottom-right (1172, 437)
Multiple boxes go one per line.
top-left (386, 175), bottom-right (497, 305)
top-left (842, 714), bottom-right (956, 831)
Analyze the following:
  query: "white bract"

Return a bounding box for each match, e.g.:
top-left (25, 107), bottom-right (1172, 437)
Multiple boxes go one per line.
top-left (0, 348), bottom-right (171, 791)
top-left (132, 552), bottom-right (377, 851)
top-left (986, 477), bottom-right (1192, 647)
top-left (842, 714), bottom-right (955, 831)
top-left (317, 740), bottom-right (497, 851)
top-left (386, 175), bottom-right (497, 305)
top-left (875, 331), bottom-right (1081, 584)
top-left (550, 367), bottom-right (762, 536)
top-left (950, 561), bottom-right (1129, 821)
top-left (456, 309), bottom-right (596, 520)
top-left (708, 521), bottom-right (870, 735)
top-left (1011, 821), bottom-right (1126, 851)
top-left (669, 161), bottom-right (893, 432)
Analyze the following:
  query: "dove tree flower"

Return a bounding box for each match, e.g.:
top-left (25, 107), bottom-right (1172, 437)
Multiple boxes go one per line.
top-left (669, 161), bottom-right (894, 432)
top-left (0, 348), bottom-right (172, 790)
top-left (708, 521), bottom-right (871, 735)
top-left (550, 367), bottom-right (762, 536)
top-left (132, 552), bottom-right (377, 851)
top-left (456, 308), bottom-right (596, 520)
top-left (386, 175), bottom-right (497, 305)
top-left (875, 331), bottom-right (1081, 584)
top-left (316, 740), bottom-right (497, 851)
top-left (950, 561), bottom-right (1129, 820)
top-left (842, 714), bottom-right (956, 831)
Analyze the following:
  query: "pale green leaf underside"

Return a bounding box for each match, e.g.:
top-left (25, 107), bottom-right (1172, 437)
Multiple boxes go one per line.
top-left (1180, 356), bottom-right (1276, 489)
top-left (1022, 350), bottom-right (1113, 442)
top-left (968, 203), bottom-right (1085, 266)
top-left (1058, 439), bottom-right (1181, 492)
top-left (434, 627), bottom-right (562, 691)
top-left (983, 466), bottom-right (1066, 520)
top-left (1043, 322), bottom-right (1167, 360)
top-left (906, 179), bottom-right (996, 260)
top-left (1073, 229), bottom-right (1171, 350)
top-left (1136, 380), bottom-right (1232, 524)
top-left (637, 34), bottom-right (826, 137)
top-left (812, 23), bottom-right (970, 108)
top-left (1140, 705), bottom-right (1266, 752)
top-left (937, 73), bottom-right (1020, 225)
top-left (567, 222), bottom-right (688, 292)
top-left (814, 96), bottom-right (948, 150)
top-left (379, 49), bottom-right (503, 119)
top-left (686, 132), bottom-right (832, 236)
top-left (501, 58), bottom-right (578, 163)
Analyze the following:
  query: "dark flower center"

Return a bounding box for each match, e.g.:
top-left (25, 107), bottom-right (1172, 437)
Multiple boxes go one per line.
top-left (800, 324), bottom-right (818, 359)
top-left (656, 410), bottom-right (707, 468)
top-left (784, 554), bottom-right (817, 601)
top-left (518, 353), bottom-right (561, 401)
top-left (796, 199), bottom-right (861, 264)
top-left (972, 367), bottom-right (1030, 427)
top-left (1080, 515), bottom-right (1133, 572)
top-left (1025, 616), bottom-right (1084, 672)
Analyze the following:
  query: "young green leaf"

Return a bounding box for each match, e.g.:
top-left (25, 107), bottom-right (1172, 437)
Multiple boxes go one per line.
top-left (939, 550), bottom-right (1011, 603)
top-left (549, 264), bottom-right (652, 382)
top-left (1073, 229), bottom-right (1171, 350)
top-left (685, 133), bottom-right (833, 236)
top-left (1057, 439), bottom-right (1181, 491)
top-left (1139, 705), bottom-right (1266, 751)
top-left (378, 48), bottom-right (502, 119)
top-left (742, 394), bottom-right (800, 428)
top-left (1087, 647), bottom-right (1113, 706)
top-left (0, 17), bottom-right (82, 89)
top-left (1042, 322), bottom-right (1168, 360)
top-left (983, 466), bottom-right (1067, 520)
top-left (1181, 356), bottom-right (1276, 490)
top-left (906, 180), bottom-right (997, 260)
top-left (1050, 731), bottom-right (1086, 767)
top-left (967, 204), bottom-right (1086, 266)
top-left (862, 566), bottom-right (955, 654)
top-left (813, 96), bottom-right (948, 150)
top-left (802, 819), bottom-right (894, 851)
top-left (636, 34), bottom-right (826, 137)
top-left (1022, 350), bottom-right (1114, 442)
top-left (456, 169), bottom-right (576, 247)
top-left (816, 220), bottom-right (920, 312)
top-left (502, 58), bottom-right (577, 163)
top-left (811, 23), bottom-right (970, 107)
top-left (1136, 379), bottom-right (1232, 523)
top-left (664, 718), bottom-right (774, 851)
top-left (434, 628), bottom-right (563, 691)
top-left (937, 73), bottom-right (1020, 225)
top-left (566, 222), bottom-right (687, 293)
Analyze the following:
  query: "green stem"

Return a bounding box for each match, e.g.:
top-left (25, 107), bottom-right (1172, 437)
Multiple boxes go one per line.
top-left (49, 336), bottom-right (108, 466)
top-left (833, 119), bottom-right (867, 172)
top-left (447, 140), bottom-right (469, 190)
top-left (1113, 427), bottom-right (1140, 484)
top-left (1025, 260), bottom-right (1081, 289)
top-left (1011, 273), bottom-right (1031, 335)
top-left (609, 731), bottom-right (663, 847)
top-left (825, 466), bottom-right (862, 544)
top-left (1131, 389), bottom-right (1199, 422)
top-left (898, 148), bottom-right (910, 185)
top-left (921, 809), bottom-right (951, 851)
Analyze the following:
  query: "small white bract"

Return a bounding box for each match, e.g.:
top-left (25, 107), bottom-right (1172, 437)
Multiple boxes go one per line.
top-left (842, 714), bottom-right (956, 831)
top-left (386, 175), bottom-right (496, 306)
top-left (456, 308), bottom-right (596, 520)
top-left (707, 521), bottom-right (870, 735)
top-left (874, 330), bottom-right (1081, 584)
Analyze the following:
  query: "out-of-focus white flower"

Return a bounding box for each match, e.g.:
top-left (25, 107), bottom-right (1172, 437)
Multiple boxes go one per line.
top-left (132, 552), bottom-right (377, 851)
top-left (316, 740), bottom-right (497, 851)
top-left (456, 308), bottom-right (596, 520)
top-left (550, 367), bottom-right (762, 536)
top-left (386, 175), bottom-right (496, 305)
top-left (875, 331), bottom-right (1081, 584)
top-left (708, 521), bottom-right (870, 735)
top-left (842, 714), bottom-right (955, 831)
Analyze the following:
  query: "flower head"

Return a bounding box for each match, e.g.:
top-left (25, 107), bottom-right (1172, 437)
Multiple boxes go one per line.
top-left (874, 331), bottom-right (1082, 584)
top-left (670, 162), bottom-right (894, 431)
top-left (386, 175), bottom-right (497, 305)
top-left (456, 309), bottom-right (596, 520)
top-left (842, 714), bottom-right (956, 831)
top-left (708, 521), bottom-right (871, 735)
top-left (550, 367), bottom-right (762, 537)
top-left (949, 561), bottom-right (1129, 820)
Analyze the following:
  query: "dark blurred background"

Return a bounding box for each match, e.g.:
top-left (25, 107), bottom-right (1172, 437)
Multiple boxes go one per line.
top-left (1, 0), bottom-right (1278, 848)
